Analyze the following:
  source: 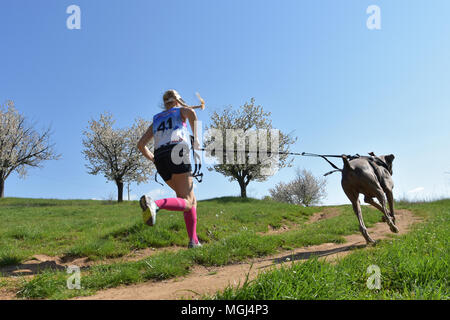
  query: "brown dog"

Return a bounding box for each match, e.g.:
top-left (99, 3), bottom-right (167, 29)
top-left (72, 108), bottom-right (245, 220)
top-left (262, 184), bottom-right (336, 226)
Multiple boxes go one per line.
top-left (340, 153), bottom-right (398, 244)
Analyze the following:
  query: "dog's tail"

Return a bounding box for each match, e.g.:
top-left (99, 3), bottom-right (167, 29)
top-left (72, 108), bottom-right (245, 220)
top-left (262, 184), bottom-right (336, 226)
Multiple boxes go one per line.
top-left (342, 155), bottom-right (352, 170)
top-left (324, 169), bottom-right (342, 176)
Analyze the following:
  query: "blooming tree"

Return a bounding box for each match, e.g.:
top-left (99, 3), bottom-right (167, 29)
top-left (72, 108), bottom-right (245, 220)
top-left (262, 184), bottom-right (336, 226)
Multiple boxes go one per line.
top-left (204, 98), bottom-right (296, 198)
top-left (0, 100), bottom-right (60, 198)
top-left (269, 168), bottom-right (327, 206)
top-left (82, 112), bottom-right (154, 202)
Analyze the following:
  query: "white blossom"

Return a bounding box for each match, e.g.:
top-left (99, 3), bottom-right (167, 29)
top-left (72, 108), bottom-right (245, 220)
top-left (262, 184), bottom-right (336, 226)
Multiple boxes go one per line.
top-left (82, 112), bottom-right (154, 202)
top-left (0, 100), bottom-right (60, 197)
top-left (204, 98), bottom-right (296, 198)
top-left (269, 168), bottom-right (327, 207)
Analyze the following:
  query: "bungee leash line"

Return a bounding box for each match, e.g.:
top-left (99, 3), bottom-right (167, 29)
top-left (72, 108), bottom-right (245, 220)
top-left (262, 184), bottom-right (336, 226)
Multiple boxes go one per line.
top-left (153, 92), bottom-right (370, 183)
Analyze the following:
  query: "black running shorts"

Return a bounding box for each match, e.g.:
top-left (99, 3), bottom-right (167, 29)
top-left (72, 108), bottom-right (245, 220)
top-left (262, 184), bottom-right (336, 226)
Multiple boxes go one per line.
top-left (154, 144), bottom-right (192, 181)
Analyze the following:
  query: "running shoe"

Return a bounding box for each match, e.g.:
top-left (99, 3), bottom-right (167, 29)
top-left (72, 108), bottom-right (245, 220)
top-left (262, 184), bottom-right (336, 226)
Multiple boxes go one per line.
top-left (188, 240), bottom-right (202, 249)
top-left (139, 195), bottom-right (159, 226)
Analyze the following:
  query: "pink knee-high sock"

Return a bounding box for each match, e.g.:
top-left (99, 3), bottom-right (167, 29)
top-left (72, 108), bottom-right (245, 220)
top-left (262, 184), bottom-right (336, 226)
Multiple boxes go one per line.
top-left (155, 198), bottom-right (187, 211)
top-left (183, 206), bottom-right (198, 243)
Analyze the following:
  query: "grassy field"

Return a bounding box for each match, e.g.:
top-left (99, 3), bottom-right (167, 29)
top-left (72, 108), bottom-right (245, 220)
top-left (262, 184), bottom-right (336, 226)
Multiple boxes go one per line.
top-left (1, 197), bottom-right (447, 300)
top-left (0, 196), bottom-right (385, 299)
top-left (210, 200), bottom-right (450, 300)
top-left (0, 197), bottom-right (321, 266)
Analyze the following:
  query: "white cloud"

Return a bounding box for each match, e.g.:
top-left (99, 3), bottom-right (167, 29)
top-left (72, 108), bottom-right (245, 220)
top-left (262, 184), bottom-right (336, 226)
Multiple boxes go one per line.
top-left (407, 187), bottom-right (425, 194)
top-left (128, 194), bottom-right (138, 201)
top-left (146, 188), bottom-right (167, 199)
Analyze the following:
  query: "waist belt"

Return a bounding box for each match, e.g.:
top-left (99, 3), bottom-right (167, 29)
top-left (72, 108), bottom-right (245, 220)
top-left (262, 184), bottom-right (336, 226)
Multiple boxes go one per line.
top-left (153, 139), bottom-right (204, 185)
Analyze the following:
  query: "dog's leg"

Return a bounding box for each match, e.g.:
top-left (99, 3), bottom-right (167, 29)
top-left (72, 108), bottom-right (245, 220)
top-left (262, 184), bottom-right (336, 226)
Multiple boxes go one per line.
top-left (364, 196), bottom-right (383, 213)
top-left (375, 189), bottom-right (398, 233)
top-left (385, 189), bottom-right (396, 224)
top-left (351, 196), bottom-right (376, 244)
top-left (364, 196), bottom-right (388, 222)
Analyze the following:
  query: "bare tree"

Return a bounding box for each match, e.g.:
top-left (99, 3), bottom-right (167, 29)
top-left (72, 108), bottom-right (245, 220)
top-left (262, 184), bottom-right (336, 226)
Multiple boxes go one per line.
top-left (0, 100), bottom-right (60, 198)
top-left (82, 112), bottom-right (154, 202)
top-left (205, 98), bottom-right (296, 198)
top-left (269, 168), bottom-right (327, 207)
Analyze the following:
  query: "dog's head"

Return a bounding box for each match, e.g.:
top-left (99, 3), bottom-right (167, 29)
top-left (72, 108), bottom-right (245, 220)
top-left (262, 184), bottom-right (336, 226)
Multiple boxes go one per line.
top-left (380, 154), bottom-right (395, 175)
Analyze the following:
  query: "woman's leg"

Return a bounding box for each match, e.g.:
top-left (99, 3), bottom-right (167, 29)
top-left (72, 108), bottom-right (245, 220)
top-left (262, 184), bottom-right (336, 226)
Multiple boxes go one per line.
top-left (166, 173), bottom-right (199, 244)
top-left (153, 197), bottom-right (187, 211)
top-left (149, 177), bottom-right (190, 212)
top-left (140, 180), bottom-right (189, 226)
top-left (163, 176), bottom-right (194, 211)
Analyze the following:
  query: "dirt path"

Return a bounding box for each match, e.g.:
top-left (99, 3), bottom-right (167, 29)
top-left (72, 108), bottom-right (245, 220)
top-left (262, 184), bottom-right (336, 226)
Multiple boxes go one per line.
top-left (76, 209), bottom-right (420, 300)
top-left (0, 208), bottom-right (339, 277)
top-left (306, 207), bottom-right (342, 224)
top-left (0, 246), bottom-right (184, 278)
top-left (0, 207), bottom-right (342, 278)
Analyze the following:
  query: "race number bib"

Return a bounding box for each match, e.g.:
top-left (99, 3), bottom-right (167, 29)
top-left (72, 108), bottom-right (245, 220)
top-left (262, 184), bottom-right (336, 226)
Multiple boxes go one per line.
top-left (153, 107), bottom-right (190, 149)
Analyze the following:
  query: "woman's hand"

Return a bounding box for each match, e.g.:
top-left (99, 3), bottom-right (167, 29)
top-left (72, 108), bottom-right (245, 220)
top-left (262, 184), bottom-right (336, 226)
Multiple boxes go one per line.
top-left (193, 138), bottom-right (201, 150)
top-left (192, 138), bottom-right (200, 150)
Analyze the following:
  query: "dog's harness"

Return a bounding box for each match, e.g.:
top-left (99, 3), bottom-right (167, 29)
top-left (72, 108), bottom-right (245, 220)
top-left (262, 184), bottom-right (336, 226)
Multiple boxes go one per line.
top-left (302, 153), bottom-right (391, 177)
top-left (367, 156), bottom-right (390, 173)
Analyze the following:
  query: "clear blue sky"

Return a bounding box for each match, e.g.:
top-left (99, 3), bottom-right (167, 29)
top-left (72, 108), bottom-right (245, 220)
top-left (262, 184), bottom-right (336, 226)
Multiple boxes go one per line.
top-left (1, 0), bottom-right (449, 204)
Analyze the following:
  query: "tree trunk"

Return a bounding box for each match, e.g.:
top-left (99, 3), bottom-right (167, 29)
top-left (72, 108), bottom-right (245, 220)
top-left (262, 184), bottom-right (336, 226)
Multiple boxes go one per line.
top-left (0, 178), bottom-right (4, 198)
top-left (116, 180), bottom-right (124, 203)
top-left (238, 178), bottom-right (247, 198)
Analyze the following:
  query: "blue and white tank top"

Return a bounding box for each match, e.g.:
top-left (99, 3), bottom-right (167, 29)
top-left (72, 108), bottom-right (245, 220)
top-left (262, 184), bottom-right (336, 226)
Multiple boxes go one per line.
top-left (153, 107), bottom-right (190, 150)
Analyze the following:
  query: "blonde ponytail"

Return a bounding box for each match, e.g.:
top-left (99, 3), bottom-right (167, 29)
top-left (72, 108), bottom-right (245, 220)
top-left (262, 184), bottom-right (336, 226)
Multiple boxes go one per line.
top-left (162, 90), bottom-right (205, 110)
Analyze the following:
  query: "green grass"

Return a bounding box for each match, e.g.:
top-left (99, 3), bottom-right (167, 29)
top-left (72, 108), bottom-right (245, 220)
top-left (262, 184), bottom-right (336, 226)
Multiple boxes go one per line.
top-left (4, 196), bottom-right (443, 300)
top-left (210, 200), bottom-right (450, 300)
top-left (0, 197), bottom-right (316, 264)
top-left (10, 198), bottom-right (388, 299)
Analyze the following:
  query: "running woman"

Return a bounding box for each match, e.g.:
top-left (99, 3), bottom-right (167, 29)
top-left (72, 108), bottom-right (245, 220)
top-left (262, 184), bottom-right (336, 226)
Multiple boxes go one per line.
top-left (137, 90), bottom-right (202, 249)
